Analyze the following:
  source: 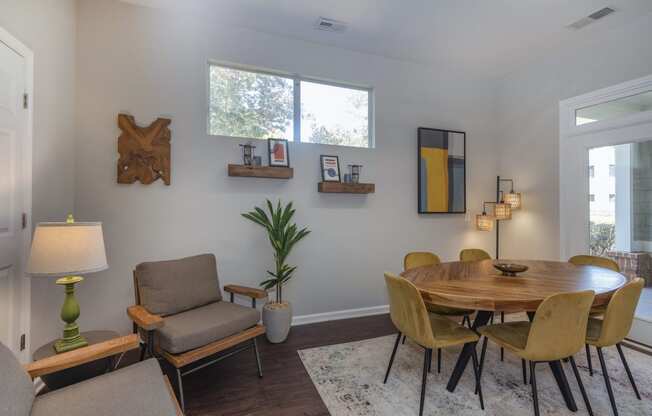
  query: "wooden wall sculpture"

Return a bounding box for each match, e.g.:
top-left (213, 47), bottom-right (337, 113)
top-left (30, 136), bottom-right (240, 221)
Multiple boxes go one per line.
top-left (117, 114), bottom-right (171, 185)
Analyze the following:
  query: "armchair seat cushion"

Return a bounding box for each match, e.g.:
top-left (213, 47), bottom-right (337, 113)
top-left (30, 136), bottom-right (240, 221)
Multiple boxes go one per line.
top-left (30, 359), bottom-right (177, 416)
top-left (157, 301), bottom-right (260, 354)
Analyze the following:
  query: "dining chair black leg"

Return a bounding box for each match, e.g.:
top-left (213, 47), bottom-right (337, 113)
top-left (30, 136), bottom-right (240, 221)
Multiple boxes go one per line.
top-left (569, 356), bottom-right (594, 416)
top-left (500, 312), bottom-right (505, 361)
top-left (471, 348), bottom-right (485, 410)
top-left (384, 332), bottom-right (402, 384)
top-left (463, 315), bottom-right (472, 328)
top-left (522, 359), bottom-right (527, 385)
top-left (402, 335), bottom-right (406, 345)
top-left (530, 361), bottom-right (541, 416)
top-left (616, 343), bottom-right (641, 400)
top-left (475, 337), bottom-right (488, 394)
top-left (586, 344), bottom-right (593, 376)
top-left (437, 348), bottom-right (442, 373)
top-left (597, 347), bottom-right (619, 416)
top-left (419, 348), bottom-right (431, 416)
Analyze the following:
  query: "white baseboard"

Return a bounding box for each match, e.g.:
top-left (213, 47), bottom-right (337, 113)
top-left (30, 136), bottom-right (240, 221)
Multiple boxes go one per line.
top-left (292, 305), bottom-right (389, 327)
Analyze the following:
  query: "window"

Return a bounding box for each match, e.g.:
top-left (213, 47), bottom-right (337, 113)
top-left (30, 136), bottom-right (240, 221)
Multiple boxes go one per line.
top-left (208, 63), bottom-right (373, 148)
top-left (589, 194), bottom-right (595, 202)
top-left (609, 164), bottom-right (615, 177)
top-left (589, 165), bottom-right (595, 177)
top-left (575, 90), bottom-right (652, 126)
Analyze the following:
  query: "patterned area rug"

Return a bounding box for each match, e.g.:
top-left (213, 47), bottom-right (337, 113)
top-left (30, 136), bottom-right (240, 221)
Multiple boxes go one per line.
top-left (298, 322), bottom-right (652, 415)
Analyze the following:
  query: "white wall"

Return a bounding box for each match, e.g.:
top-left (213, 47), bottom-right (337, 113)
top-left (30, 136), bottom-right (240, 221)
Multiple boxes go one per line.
top-left (496, 13), bottom-right (652, 260)
top-left (40, 0), bottom-right (501, 341)
top-left (0, 0), bottom-right (77, 351)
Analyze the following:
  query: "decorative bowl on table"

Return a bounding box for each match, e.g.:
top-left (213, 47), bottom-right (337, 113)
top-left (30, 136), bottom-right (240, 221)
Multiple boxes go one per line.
top-left (494, 263), bottom-right (529, 276)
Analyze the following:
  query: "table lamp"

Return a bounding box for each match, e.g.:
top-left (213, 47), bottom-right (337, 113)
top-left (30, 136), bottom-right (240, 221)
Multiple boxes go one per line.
top-left (27, 215), bottom-right (108, 353)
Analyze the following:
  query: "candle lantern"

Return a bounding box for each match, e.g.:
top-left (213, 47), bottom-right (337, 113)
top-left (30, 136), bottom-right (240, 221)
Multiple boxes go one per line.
top-left (240, 143), bottom-right (256, 166)
top-left (348, 164), bottom-right (362, 184)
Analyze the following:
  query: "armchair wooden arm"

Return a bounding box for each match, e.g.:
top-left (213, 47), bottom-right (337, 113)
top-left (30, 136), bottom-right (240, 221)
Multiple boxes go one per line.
top-left (24, 334), bottom-right (139, 379)
top-left (224, 284), bottom-right (268, 299)
top-left (224, 284), bottom-right (268, 308)
top-left (128, 304), bottom-right (164, 330)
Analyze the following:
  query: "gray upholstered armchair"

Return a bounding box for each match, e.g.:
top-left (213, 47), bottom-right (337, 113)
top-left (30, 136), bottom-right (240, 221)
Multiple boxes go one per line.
top-left (127, 253), bottom-right (266, 412)
top-left (1, 334), bottom-right (182, 416)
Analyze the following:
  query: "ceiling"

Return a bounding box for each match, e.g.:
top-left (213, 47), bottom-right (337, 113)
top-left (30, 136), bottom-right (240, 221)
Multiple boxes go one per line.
top-left (121, 0), bottom-right (652, 77)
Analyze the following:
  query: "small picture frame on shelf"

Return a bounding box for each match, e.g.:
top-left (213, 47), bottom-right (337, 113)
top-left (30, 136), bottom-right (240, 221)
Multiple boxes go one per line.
top-left (320, 155), bottom-right (341, 182)
top-left (268, 138), bottom-right (290, 167)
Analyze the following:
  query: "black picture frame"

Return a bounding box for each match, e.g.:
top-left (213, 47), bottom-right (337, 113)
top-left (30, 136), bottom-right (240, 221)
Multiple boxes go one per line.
top-left (268, 138), bottom-right (290, 167)
top-left (320, 155), bottom-right (341, 182)
top-left (417, 127), bottom-right (466, 214)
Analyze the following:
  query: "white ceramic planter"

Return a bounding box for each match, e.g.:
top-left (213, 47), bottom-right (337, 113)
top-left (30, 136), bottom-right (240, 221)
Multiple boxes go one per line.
top-left (263, 302), bottom-right (292, 343)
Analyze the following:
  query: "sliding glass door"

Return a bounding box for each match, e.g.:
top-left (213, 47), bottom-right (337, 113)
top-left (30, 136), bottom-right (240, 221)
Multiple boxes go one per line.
top-left (588, 140), bottom-right (652, 255)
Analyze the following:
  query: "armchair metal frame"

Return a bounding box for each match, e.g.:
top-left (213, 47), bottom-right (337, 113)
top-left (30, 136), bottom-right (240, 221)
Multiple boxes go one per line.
top-left (128, 272), bottom-right (267, 412)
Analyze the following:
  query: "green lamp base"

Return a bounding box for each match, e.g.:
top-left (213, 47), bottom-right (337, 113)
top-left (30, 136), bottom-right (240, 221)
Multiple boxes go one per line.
top-left (54, 333), bottom-right (88, 354)
top-left (54, 276), bottom-right (88, 354)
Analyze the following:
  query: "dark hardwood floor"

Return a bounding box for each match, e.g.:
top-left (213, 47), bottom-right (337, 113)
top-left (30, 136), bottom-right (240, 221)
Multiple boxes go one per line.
top-left (171, 314), bottom-right (395, 416)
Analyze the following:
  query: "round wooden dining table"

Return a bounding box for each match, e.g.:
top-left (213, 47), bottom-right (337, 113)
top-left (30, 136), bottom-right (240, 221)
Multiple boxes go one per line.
top-left (401, 259), bottom-right (629, 411)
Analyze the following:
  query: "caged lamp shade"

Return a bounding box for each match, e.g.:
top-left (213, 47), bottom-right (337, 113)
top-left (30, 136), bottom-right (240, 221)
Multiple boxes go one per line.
top-left (27, 221), bottom-right (108, 277)
top-left (503, 192), bottom-right (522, 210)
top-left (476, 214), bottom-right (495, 231)
top-left (492, 203), bottom-right (512, 221)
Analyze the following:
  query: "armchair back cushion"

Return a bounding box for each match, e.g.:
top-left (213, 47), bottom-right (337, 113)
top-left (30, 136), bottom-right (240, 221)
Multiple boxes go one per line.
top-left (135, 253), bottom-right (222, 316)
top-left (0, 341), bottom-right (34, 416)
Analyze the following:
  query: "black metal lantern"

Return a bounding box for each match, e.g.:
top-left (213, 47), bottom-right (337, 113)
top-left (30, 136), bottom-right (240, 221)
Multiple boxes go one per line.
top-left (240, 143), bottom-right (256, 166)
top-left (348, 164), bottom-right (362, 183)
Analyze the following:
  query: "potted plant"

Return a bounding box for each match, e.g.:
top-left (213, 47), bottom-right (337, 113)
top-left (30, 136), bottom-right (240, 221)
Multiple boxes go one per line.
top-left (242, 200), bottom-right (310, 343)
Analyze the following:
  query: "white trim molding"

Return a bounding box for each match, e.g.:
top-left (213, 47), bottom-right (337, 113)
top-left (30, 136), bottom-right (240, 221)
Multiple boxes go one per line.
top-left (292, 304), bottom-right (389, 327)
top-left (559, 73), bottom-right (652, 260)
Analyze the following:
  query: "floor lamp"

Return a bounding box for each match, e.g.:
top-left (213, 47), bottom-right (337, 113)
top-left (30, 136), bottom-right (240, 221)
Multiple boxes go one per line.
top-left (476, 176), bottom-right (522, 259)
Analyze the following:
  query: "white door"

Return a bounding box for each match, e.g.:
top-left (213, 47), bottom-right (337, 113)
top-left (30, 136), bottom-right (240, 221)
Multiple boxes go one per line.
top-left (0, 40), bottom-right (28, 353)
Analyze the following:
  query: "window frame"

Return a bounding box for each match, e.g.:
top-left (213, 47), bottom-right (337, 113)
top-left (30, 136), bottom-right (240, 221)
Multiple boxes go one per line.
top-left (206, 61), bottom-right (375, 148)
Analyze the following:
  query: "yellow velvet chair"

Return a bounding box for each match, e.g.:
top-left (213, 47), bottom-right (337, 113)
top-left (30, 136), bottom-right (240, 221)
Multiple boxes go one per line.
top-left (569, 254), bottom-right (620, 317)
top-left (568, 254), bottom-right (620, 272)
top-left (459, 248), bottom-right (491, 262)
top-left (477, 290), bottom-right (596, 416)
top-left (383, 273), bottom-right (484, 416)
top-left (403, 252), bottom-right (475, 373)
top-left (585, 278), bottom-right (644, 416)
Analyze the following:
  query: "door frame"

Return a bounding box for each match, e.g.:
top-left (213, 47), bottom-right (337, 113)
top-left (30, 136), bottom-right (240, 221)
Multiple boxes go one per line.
top-left (0, 25), bottom-right (33, 362)
top-left (559, 74), bottom-right (652, 260)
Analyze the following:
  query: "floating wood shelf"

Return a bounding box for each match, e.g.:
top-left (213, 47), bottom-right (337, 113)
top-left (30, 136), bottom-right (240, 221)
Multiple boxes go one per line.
top-left (318, 182), bottom-right (375, 194)
top-left (228, 164), bottom-right (293, 179)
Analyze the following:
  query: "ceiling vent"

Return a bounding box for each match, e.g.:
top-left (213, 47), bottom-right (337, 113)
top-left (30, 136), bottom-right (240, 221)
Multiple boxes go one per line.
top-left (567, 7), bottom-right (616, 30)
top-left (315, 17), bottom-right (347, 33)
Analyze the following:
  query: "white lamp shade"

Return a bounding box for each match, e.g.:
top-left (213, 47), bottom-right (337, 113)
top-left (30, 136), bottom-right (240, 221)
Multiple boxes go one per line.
top-left (27, 222), bottom-right (108, 277)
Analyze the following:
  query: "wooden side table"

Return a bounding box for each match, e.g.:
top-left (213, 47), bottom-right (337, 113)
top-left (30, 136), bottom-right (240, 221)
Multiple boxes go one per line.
top-left (33, 330), bottom-right (121, 390)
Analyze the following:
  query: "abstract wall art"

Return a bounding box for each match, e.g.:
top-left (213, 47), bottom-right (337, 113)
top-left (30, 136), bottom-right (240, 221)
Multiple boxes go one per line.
top-left (418, 127), bottom-right (466, 213)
